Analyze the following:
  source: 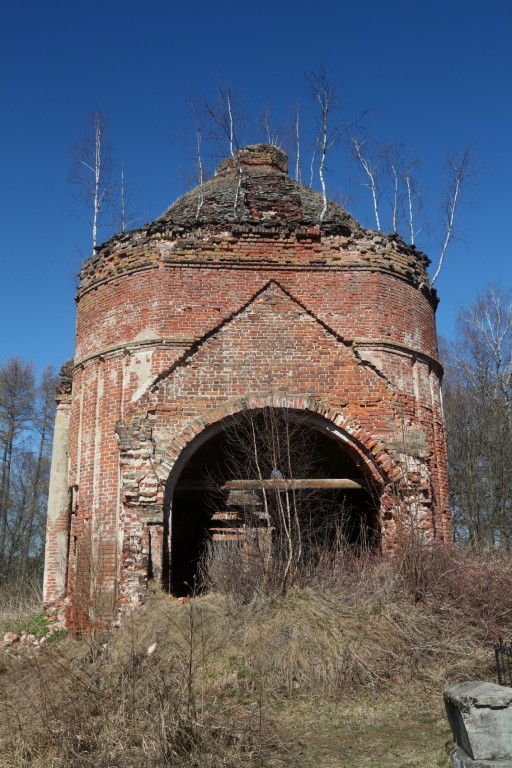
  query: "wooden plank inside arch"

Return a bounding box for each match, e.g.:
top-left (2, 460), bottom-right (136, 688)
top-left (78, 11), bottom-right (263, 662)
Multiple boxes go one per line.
top-left (222, 479), bottom-right (363, 490)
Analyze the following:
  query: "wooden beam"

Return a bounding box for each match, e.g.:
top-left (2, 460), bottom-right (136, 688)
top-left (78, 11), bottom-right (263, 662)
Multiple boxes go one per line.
top-left (175, 478), bottom-right (364, 491)
top-left (222, 479), bottom-right (363, 491)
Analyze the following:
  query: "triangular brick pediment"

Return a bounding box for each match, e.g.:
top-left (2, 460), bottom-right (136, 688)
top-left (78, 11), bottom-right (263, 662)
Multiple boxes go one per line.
top-left (141, 281), bottom-right (390, 411)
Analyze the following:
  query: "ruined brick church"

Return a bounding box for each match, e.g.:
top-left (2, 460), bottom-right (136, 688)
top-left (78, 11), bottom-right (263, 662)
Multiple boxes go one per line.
top-left (43, 144), bottom-right (451, 628)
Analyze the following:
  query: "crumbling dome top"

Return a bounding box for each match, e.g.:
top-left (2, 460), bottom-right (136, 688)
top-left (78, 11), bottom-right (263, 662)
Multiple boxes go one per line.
top-left (82, 142), bottom-right (434, 306)
top-left (156, 143), bottom-right (359, 234)
top-left (218, 144), bottom-right (289, 174)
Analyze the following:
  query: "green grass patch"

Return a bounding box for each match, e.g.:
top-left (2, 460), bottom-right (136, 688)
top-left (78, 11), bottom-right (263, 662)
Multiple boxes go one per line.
top-left (15, 611), bottom-right (67, 642)
top-left (16, 611), bottom-right (50, 638)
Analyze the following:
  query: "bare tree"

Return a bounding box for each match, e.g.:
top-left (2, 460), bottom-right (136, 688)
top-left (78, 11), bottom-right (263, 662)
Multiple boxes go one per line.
top-left (383, 144), bottom-right (402, 234)
top-left (0, 360), bottom-right (56, 583)
top-left (258, 105), bottom-right (280, 146)
top-left (443, 286), bottom-right (512, 549)
top-left (381, 143), bottom-right (417, 237)
top-left (180, 81), bottom-right (470, 282)
top-left (402, 159), bottom-right (425, 245)
top-left (18, 366), bottom-right (56, 571)
top-left (210, 408), bottom-right (308, 595)
top-left (431, 146), bottom-right (472, 285)
top-left (114, 161), bottom-right (141, 233)
top-left (183, 101), bottom-right (208, 219)
top-left (308, 68), bottom-right (339, 222)
top-left (460, 287), bottom-right (512, 413)
top-left (351, 137), bottom-right (382, 231)
top-left (70, 109), bottom-right (113, 255)
top-left (0, 359), bottom-right (35, 574)
top-left (201, 406), bottom-right (371, 597)
top-left (203, 85), bottom-right (245, 159)
top-left (350, 139), bottom-right (427, 242)
top-left (309, 138), bottom-right (318, 189)
top-left (308, 69), bottom-right (368, 221)
top-left (293, 103), bottom-right (302, 183)
top-left (120, 161), bottom-right (127, 232)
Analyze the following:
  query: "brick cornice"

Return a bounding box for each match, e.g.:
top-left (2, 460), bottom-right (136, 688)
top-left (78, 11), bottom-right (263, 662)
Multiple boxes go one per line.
top-left (74, 336), bottom-right (196, 367)
top-left (73, 331), bottom-right (443, 379)
top-left (77, 231), bottom-right (437, 308)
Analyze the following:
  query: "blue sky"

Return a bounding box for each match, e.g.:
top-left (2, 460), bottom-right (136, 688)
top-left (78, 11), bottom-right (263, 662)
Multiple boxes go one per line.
top-left (1, 0), bottom-right (511, 375)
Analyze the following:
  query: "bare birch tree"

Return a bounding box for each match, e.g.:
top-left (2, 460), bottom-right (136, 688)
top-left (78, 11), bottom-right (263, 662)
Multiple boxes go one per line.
top-left (443, 286), bottom-right (512, 549)
top-left (347, 133), bottom-right (468, 277)
top-left (308, 69), bottom-right (367, 220)
top-left (385, 145), bottom-right (401, 234)
top-left (120, 161), bottom-right (126, 232)
top-left (70, 110), bottom-right (113, 255)
top-left (351, 140), bottom-right (426, 241)
top-left (380, 145), bottom-right (421, 240)
top-left (115, 161), bottom-right (141, 233)
top-left (351, 137), bottom-right (382, 231)
top-left (309, 139), bottom-right (318, 189)
top-left (258, 105), bottom-right (280, 146)
top-left (308, 68), bottom-right (339, 222)
top-left (203, 85), bottom-right (245, 159)
top-left (431, 146), bottom-right (472, 285)
top-left (293, 103), bottom-right (302, 183)
top-left (185, 101), bottom-right (208, 219)
top-left (403, 159), bottom-right (424, 245)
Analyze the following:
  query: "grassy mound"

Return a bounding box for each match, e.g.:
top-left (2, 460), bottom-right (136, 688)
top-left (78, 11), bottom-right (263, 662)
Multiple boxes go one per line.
top-left (0, 545), bottom-right (510, 767)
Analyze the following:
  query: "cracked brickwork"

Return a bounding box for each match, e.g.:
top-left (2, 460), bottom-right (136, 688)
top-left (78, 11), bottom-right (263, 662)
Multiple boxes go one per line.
top-left (43, 144), bottom-right (451, 630)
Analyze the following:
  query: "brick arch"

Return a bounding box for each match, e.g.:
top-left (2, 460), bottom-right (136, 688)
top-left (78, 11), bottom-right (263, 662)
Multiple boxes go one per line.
top-left (155, 393), bottom-right (401, 489)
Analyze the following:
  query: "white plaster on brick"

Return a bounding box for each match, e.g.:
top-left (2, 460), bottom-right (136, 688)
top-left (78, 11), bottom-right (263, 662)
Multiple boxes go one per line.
top-left (130, 350), bottom-right (155, 402)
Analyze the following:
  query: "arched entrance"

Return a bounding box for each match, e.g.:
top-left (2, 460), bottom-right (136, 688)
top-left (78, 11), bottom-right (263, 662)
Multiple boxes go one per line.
top-left (164, 407), bottom-right (383, 596)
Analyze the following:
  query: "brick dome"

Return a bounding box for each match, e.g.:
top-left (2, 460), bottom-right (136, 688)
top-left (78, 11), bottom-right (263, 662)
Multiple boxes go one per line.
top-left (157, 143), bottom-right (358, 233)
top-left (79, 144), bottom-right (434, 303)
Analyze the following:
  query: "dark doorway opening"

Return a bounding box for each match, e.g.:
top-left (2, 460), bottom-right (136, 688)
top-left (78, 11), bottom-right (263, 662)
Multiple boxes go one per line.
top-left (167, 409), bottom-right (380, 596)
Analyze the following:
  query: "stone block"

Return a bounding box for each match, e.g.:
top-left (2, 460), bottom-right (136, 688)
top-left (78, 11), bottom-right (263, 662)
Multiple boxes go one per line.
top-left (444, 681), bottom-right (512, 761)
top-left (447, 742), bottom-right (512, 767)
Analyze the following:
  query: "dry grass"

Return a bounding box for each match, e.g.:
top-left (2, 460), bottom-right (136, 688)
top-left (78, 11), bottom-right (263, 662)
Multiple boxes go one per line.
top-left (0, 544), bottom-right (510, 766)
top-left (0, 577), bottom-right (42, 636)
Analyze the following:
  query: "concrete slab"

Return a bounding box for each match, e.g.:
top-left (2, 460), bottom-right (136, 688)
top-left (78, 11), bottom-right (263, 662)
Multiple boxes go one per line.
top-left (447, 742), bottom-right (512, 768)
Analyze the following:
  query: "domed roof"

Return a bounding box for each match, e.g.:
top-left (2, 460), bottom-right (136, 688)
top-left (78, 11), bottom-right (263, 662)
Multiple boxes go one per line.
top-left (156, 144), bottom-right (359, 235)
top-left (82, 143), bottom-right (434, 307)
